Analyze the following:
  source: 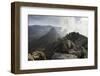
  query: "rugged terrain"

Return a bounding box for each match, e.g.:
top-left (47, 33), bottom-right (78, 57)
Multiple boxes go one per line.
top-left (28, 25), bottom-right (88, 60)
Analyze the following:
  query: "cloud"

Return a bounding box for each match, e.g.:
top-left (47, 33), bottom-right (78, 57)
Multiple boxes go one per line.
top-left (28, 15), bottom-right (88, 37)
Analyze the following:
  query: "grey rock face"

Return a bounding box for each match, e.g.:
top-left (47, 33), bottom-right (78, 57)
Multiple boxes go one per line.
top-left (52, 52), bottom-right (78, 59)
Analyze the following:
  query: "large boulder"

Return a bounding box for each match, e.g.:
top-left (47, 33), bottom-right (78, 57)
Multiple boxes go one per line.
top-left (28, 50), bottom-right (46, 60)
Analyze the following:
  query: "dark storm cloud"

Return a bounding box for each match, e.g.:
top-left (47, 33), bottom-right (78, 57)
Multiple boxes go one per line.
top-left (28, 15), bottom-right (62, 26)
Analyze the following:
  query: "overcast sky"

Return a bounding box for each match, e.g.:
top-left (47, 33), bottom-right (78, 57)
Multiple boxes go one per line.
top-left (28, 15), bottom-right (88, 37)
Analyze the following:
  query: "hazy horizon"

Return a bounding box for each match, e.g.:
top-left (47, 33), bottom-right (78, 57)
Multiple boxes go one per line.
top-left (28, 15), bottom-right (88, 37)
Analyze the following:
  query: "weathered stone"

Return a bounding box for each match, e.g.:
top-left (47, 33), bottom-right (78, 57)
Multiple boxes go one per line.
top-left (31, 50), bottom-right (46, 60)
top-left (52, 52), bottom-right (78, 59)
top-left (28, 53), bottom-right (34, 60)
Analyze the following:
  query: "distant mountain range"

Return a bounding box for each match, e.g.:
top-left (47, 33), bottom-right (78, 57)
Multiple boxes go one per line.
top-left (28, 25), bottom-right (61, 51)
top-left (28, 25), bottom-right (52, 42)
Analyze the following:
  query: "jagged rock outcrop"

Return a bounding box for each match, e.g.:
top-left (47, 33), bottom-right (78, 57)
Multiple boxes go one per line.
top-left (50, 32), bottom-right (88, 59)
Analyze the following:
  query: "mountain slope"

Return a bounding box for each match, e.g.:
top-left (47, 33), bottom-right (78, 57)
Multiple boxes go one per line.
top-left (28, 26), bottom-right (61, 51)
top-left (28, 25), bottom-right (52, 42)
top-left (37, 27), bottom-right (61, 46)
